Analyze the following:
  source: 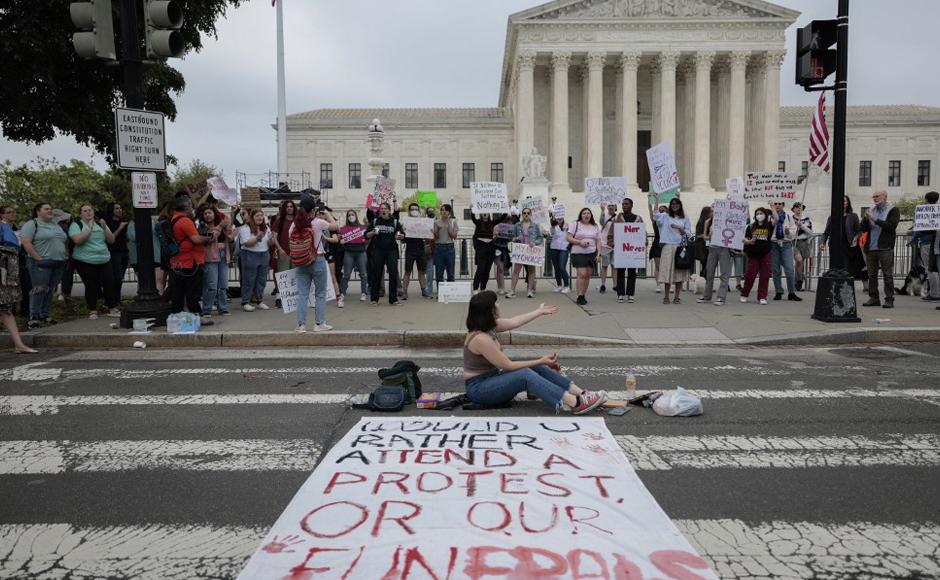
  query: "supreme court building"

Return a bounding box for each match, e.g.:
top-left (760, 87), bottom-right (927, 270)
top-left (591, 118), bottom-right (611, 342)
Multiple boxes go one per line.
top-left (283, 0), bottom-right (940, 223)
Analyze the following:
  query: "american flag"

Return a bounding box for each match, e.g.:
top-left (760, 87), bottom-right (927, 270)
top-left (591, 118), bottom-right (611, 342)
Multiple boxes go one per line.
top-left (809, 92), bottom-right (831, 173)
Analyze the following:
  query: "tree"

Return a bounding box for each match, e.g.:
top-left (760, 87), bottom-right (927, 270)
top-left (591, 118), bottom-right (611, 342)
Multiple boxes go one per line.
top-left (0, 1), bottom-right (245, 164)
top-left (0, 158), bottom-right (118, 218)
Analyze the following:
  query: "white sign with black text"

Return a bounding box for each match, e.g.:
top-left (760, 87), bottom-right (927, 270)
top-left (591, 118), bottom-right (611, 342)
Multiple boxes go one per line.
top-left (274, 268), bottom-right (336, 314)
top-left (914, 204), bottom-right (940, 231)
top-left (131, 172), bottom-right (158, 209)
top-left (470, 182), bottom-right (510, 215)
top-left (115, 107), bottom-right (167, 172)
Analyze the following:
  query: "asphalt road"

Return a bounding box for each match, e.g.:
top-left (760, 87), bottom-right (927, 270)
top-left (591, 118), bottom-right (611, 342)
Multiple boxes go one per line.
top-left (0, 344), bottom-right (938, 579)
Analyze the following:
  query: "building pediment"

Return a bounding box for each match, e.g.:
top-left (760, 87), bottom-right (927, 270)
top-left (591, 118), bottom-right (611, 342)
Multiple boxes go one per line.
top-left (514, 0), bottom-right (799, 21)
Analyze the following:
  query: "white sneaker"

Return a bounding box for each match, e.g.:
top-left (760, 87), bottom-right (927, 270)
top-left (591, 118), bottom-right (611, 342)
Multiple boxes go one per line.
top-left (739, 297), bottom-right (747, 303)
top-left (337, 296), bottom-right (345, 308)
top-left (554, 286), bottom-right (563, 293)
top-left (655, 287), bottom-right (662, 293)
top-left (713, 300), bottom-right (725, 306)
top-left (360, 293), bottom-right (368, 302)
top-left (314, 323), bottom-right (333, 332)
top-left (561, 286), bottom-right (571, 294)
top-left (243, 304), bottom-right (256, 312)
top-left (257, 302), bottom-right (270, 310)
top-left (106, 308), bottom-right (121, 318)
top-left (696, 297), bottom-right (708, 304)
top-left (295, 324), bottom-right (307, 333)
top-left (527, 290), bottom-right (535, 298)
top-left (759, 299), bottom-right (768, 305)
top-left (88, 312), bottom-right (99, 320)
top-left (627, 296), bottom-right (635, 303)
top-left (506, 291), bottom-right (516, 298)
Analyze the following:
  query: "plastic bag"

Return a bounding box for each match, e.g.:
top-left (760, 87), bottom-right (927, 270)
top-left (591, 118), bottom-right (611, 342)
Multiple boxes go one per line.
top-left (166, 312), bottom-right (201, 334)
top-left (652, 386), bottom-right (703, 417)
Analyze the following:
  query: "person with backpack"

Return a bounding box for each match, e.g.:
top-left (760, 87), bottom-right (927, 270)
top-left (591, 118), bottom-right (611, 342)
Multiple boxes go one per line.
top-left (167, 196), bottom-right (213, 316)
top-left (68, 203), bottom-right (121, 320)
top-left (365, 202), bottom-right (404, 306)
top-left (290, 202), bottom-right (337, 333)
top-left (649, 197), bottom-right (692, 304)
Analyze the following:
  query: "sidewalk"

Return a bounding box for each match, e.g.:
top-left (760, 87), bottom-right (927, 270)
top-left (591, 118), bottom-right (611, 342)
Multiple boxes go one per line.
top-left (8, 278), bottom-right (939, 349)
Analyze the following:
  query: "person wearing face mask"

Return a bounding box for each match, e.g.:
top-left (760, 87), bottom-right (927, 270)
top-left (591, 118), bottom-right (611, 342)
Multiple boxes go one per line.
top-left (340, 209), bottom-right (369, 303)
top-left (471, 212), bottom-right (503, 293)
top-left (402, 203), bottom-right (431, 300)
top-left (768, 201), bottom-right (801, 302)
top-left (365, 202), bottom-right (405, 305)
top-left (741, 207), bottom-right (774, 305)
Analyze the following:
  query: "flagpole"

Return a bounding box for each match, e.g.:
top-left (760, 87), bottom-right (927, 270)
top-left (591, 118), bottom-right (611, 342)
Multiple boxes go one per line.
top-left (275, 0), bottom-right (288, 184)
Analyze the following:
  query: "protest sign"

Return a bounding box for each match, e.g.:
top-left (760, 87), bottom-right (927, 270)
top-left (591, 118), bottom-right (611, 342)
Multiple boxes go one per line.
top-left (584, 177), bottom-right (628, 205)
top-left (709, 199), bottom-right (749, 251)
top-left (613, 222), bottom-right (647, 269)
top-left (914, 204), bottom-right (940, 231)
top-left (648, 183), bottom-right (679, 207)
top-left (401, 216), bottom-right (434, 239)
top-left (726, 176), bottom-right (745, 201)
top-left (340, 225), bottom-right (366, 245)
top-left (370, 176), bottom-right (397, 209)
top-left (470, 182), bottom-right (510, 214)
top-left (551, 203), bottom-right (567, 220)
top-left (510, 242), bottom-right (545, 266)
top-left (646, 141), bottom-right (680, 193)
top-left (238, 417), bottom-right (717, 580)
top-left (520, 196), bottom-right (548, 224)
top-left (416, 190), bottom-right (438, 208)
top-left (495, 223), bottom-right (515, 240)
top-left (436, 281), bottom-right (473, 304)
top-left (743, 172), bottom-right (798, 202)
top-left (274, 268), bottom-right (335, 314)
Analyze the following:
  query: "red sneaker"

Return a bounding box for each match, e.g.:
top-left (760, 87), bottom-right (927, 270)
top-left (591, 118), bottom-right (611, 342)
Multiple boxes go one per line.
top-left (571, 391), bottom-right (607, 415)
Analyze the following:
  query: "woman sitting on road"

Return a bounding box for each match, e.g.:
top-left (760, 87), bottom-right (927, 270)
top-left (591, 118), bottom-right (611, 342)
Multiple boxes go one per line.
top-left (462, 290), bottom-right (607, 414)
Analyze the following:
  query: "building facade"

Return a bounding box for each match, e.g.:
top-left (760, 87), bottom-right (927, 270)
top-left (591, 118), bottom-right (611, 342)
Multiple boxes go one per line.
top-left (283, 0), bottom-right (940, 225)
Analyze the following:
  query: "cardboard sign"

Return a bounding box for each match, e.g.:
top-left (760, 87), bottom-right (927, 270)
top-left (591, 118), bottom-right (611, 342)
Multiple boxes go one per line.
top-left (401, 217), bottom-right (434, 240)
top-left (371, 176), bottom-right (397, 210)
top-left (416, 190), bottom-right (438, 208)
top-left (613, 222), bottom-right (647, 269)
top-left (726, 176), bottom-right (745, 201)
top-left (646, 141), bottom-right (680, 194)
top-left (340, 226), bottom-right (366, 245)
top-left (274, 268), bottom-right (336, 314)
top-left (914, 204), bottom-right (940, 231)
top-left (495, 223), bottom-right (515, 240)
top-left (131, 172), bottom-right (158, 209)
top-left (710, 199), bottom-right (749, 251)
top-left (584, 177), bottom-right (628, 205)
top-left (510, 242), bottom-right (545, 266)
top-left (520, 196), bottom-right (548, 224)
top-left (551, 203), bottom-right (567, 221)
top-left (743, 172), bottom-right (798, 202)
top-left (470, 182), bottom-right (510, 215)
top-left (238, 417), bottom-right (717, 580)
top-left (436, 281), bottom-right (473, 304)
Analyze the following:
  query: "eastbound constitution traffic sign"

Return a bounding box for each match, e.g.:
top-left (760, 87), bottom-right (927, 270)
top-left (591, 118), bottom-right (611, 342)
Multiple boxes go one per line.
top-left (115, 107), bottom-right (166, 172)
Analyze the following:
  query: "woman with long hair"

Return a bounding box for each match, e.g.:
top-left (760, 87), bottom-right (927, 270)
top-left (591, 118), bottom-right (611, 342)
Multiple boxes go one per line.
top-left (102, 202), bottom-right (130, 303)
top-left (290, 205), bottom-right (338, 332)
top-left (463, 291), bottom-right (606, 413)
top-left (271, 200), bottom-right (297, 308)
top-left (694, 206), bottom-right (713, 278)
top-left (508, 208), bottom-right (543, 299)
top-left (822, 195), bottom-right (868, 291)
top-left (340, 209), bottom-right (369, 303)
top-left (649, 197), bottom-right (692, 304)
top-left (493, 214), bottom-right (513, 295)
top-left (0, 206), bottom-right (37, 353)
top-left (197, 204), bottom-right (234, 317)
top-left (19, 202), bottom-right (69, 327)
top-left (548, 213), bottom-right (571, 294)
top-left (238, 208), bottom-right (275, 311)
top-left (741, 207), bottom-right (774, 304)
top-left (471, 212), bottom-right (501, 292)
top-left (566, 207), bottom-right (602, 306)
top-left (69, 203), bottom-right (120, 319)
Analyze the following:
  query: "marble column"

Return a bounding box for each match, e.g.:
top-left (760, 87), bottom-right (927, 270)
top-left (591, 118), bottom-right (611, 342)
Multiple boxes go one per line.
top-left (515, 51), bottom-right (536, 181)
top-left (585, 51), bottom-right (606, 178)
top-left (748, 55), bottom-right (767, 172)
top-left (763, 50), bottom-right (786, 172)
top-left (716, 59), bottom-right (731, 185)
top-left (693, 51), bottom-right (715, 192)
top-left (651, 61), bottom-right (661, 146)
top-left (676, 63), bottom-right (688, 180)
top-left (551, 52), bottom-right (571, 193)
top-left (657, 50), bottom-right (680, 148)
top-left (619, 52), bottom-right (641, 190)
top-left (682, 61), bottom-right (696, 183)
top-left (727, 50), bottom-right (749, 180)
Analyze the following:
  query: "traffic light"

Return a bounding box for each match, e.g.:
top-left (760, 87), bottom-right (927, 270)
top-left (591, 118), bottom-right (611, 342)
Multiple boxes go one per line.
top-left (144, 1), bottom-right (185, 59)
top-left (70, 1), bottom-right (116, 60)
top-left (795, 19), bottom-right (838, 89)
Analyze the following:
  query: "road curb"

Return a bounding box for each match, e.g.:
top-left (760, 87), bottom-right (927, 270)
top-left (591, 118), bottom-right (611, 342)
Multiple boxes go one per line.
top-left (736, 326), bottom-right (940, 346)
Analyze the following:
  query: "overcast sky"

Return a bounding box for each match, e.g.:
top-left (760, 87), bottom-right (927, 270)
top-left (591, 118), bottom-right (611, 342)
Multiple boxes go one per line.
top-left (2, 0), bottom-right (938, 180)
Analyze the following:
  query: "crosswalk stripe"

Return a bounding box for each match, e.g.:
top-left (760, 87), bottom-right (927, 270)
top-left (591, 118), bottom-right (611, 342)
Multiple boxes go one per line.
top-left (2, 434), bottom-right (936, 475)
top-left (1, 520), bottom-right (936, 580)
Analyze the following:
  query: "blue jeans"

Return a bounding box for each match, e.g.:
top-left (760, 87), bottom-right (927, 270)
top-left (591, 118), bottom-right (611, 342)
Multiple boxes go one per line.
top-left (465, 365), bottom-right (571, 410)
top-left (342, 250), bottom-right (368, 296)
top-left (296, 256), bottom-right (328, 326)
top-left (770, 241), bottom-right (796, 295)
top-left (434, 243), bottom-right (455, 283)
top-left (201, 261), bottom-right (229, 314)
top-left (27, 258), bottom-right (66, 320)
top-left (549, 248), bottom-right (570, 287)
top-left (240, 250), bottom-right (269, 305)
top-left (425, 262), bottom-right (435, 294)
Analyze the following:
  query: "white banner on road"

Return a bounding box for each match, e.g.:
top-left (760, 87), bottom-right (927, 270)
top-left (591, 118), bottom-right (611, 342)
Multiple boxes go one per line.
top-left (710, 199), bottom-right (749, 251)
top-left (613, 221), bottom-right (647, 269)
top-left (743, 172), bottom-right (798, 202)
top-left (238, 417), bottom-right (716, 580)
top-left (584, 177), bottom-right (628, 205)
top-left (401, 217), bottom-right (434, 240)
top-left (914, 204), bottom-right (940, 231)
top-left (510, 242), bottom-right (545, 266)
top-left (470, 182), bottom-right (510, 214)
top-left (274, 268), bottom-right (336, 314)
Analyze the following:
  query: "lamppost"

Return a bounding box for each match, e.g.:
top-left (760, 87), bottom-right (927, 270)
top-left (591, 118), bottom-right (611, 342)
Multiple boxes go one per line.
top-left (366, 118), bottom-right (385, 193)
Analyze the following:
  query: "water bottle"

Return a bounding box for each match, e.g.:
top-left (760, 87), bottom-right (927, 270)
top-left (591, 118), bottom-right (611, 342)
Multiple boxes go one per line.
top-left (624, 372), bottom-right (637, 399)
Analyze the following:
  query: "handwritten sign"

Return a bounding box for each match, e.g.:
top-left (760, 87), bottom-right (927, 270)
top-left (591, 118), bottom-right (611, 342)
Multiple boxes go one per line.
top-left (585, 177), bottom-right (628, 205)
top-left (371, 176), bottom-right (397, 210)
top-left (551, 203), bottom-right (567, 221)
top-left (646, 141), bottom-right (680, 194)
top-left (710, 199), bottom-right (749, 251)
top-left (416, 190), bottom-right (438, 208)
top-left (340, 226), bottom-right (366, 245)
top-left (726, 176), bottom-right (745, 201)
top-left (510, 242), bottom-right (545, 267)
top-left (495, 223), bottom-right (515, 240)
top-left (131, 172), bottom-right (158, 209)
top-left (274, 268), bottom-right (335, 314)
top-left (470, 182), bottom-right (510, 215)
top-left (744, 172), bottom-right (798, 202)
top-left (436, 281), bottom-right (473, 304)
top-left (914, 204), bottom-right (940, 231)
top-left (648, 183), bottom-right (679, 208)
top-left (613, 222), bottom-right (647, 269)
top-left (238, 417), bottom-right (717, 579)
top-left (520, 196), bottom-right (548, 224)
top-left (401, 217), bottom-right (434, 240)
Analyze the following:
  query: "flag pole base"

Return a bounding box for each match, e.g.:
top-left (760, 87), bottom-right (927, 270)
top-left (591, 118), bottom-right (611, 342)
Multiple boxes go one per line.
top-left (811, 269), bottom-right (862, 323)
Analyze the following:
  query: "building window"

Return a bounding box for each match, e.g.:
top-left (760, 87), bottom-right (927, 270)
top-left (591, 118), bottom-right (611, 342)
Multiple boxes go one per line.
top-left (858, 160), bottom-right (872, 187)
top-left (801, 161), bottom-right (808, 177)
top-left (918, 160), bottom-right (931, 187)
top-left (491, 162), bottom-right (504, 183)
top-left (434, 163), bottom-right (447, 189)
top-left (319, 163), bottom-right (333, 189)
top-left (405, 163), bottom-right (418, 189)
top-left (382, 163), bottom-right (390, 178)
top-left (888, 160), bottom-right (901, 187)
top-left (462, 163), bottom-right (475, 188)
top-left (348, 163), bottom-right (361, 189)
top-left (778, 161), bottom-right (786, 173)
